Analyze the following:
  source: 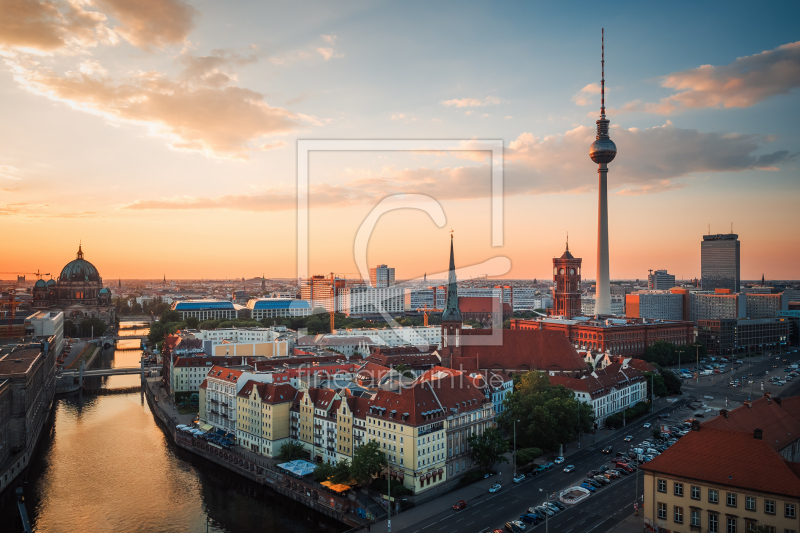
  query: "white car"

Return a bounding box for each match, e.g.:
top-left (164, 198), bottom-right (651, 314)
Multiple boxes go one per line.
top-left (554, 456), bottom-right (565, 464)
top-left (643, 423), bottom-right (652, 428)
top-left (513, 474), bottom-right (525, 483)
top-left (563, 465), bottom-right (575, 473)
top-left (489, 484), bottom-right (502, 493)
top-left (512, 520), bottom-right (527, 530)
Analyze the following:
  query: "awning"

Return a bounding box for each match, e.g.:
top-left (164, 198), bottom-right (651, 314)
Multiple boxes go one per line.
top-left (437, 468), bottom-right (443, 475)
top-left (320, 481), bottom-right (333, 487)
top-left (328, 484), bottom-right (350, 493)
top-left (201, 424), bottom-right (213, 432)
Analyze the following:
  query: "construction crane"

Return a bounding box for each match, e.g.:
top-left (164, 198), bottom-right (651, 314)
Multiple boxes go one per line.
top-left (0, 270), bottom-right (50, 285)
top-left (3, 289), bottom-right (23, 337)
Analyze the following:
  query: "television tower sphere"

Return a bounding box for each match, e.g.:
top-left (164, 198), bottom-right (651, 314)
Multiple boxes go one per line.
top-left (590, 137), bottom-right (617, 164)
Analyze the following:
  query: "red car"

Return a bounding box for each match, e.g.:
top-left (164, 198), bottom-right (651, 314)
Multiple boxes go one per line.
top-left (453, 500), bottom-right (467, 511)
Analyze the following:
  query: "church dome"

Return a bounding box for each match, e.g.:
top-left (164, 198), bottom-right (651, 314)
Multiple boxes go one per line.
top-left (59, 245), bottom-right (101, 282)
top-left (99, 287), bottom-right (110, 294)
top-left (47, 279), bottom-right (56, 287)
top-left (35, 279), bottom-right (47, 288)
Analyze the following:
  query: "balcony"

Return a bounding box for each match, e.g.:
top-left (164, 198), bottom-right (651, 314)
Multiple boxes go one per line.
top-left (209, 398), bottom-right (218, 404)
top-left (418, 422), bottom-right (444, 436)
top-left (354, 435), bottom-right (362, 441)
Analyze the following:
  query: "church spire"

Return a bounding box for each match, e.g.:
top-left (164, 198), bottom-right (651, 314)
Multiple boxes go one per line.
top-left (441, 233), bottom-right (462, 322)
top-left (76, 241), bottom-right (84, 260)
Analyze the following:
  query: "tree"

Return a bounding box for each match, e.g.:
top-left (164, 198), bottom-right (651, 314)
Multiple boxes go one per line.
top-left (651, 428), bottom-right (663, 440)
top-left (159, 309), bottom-right (182, 324)
top-left (468, 427), bottom-right (509, 472)
top-left (351, 441), bottom-right (387, 486)
top-left (331, 459), bottom-right (352, 485)
top-left (78, 318), bottom-right (107, 337)
top-left (393, 364), bottom-right (414, 378)
top-left (313, 461), bottom-right (336, 482)
top-left (277, 441), bottom-right (307, 462)
top-left (657, 365), bottom-right (682, 395)
top-left (464, 318), bottom-right (483, 329)
top-left (515, 447), bottom-right (543, 466)
top-left (498, 371), bottom-right (594, 451)
top-left (186, 317), bottom-right (199, 329)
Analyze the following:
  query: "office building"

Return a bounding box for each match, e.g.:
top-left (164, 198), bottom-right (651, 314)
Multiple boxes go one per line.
top-left (647, 269), bottom-right (676, 290)
top-left (691, 291), bottom-right (745, 321)
top-left (626, 291), bottom-right (684, 321)
top-left (171, 300), bottom-right (243, 321)
top-left (697, 317), bottom-right (791, 355)
top-left (701, 233), bottom-right (740, 293)
top-left (512, 316), bottom-right (694, 358)
top-left (581, 294), bottom-right (625, 316)
top-left (246, 298), bottom-right (311, 320)
top-left (369, 265), bottom-right (395, 288)
top-left (746, 292), bottom-right (788, 318)
top-left (337, 286), bottom-right (404, 318)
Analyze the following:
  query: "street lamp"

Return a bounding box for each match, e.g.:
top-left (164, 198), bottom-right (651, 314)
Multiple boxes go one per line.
top-left (513, 419), bottom-right (521, 477)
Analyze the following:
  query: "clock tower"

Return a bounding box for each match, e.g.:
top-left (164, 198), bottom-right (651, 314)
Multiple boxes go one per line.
top-left (552, 237), bottom-right (582, 319)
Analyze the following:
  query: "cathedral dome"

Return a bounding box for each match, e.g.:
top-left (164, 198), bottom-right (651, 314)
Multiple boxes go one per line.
top-left (99, 287), bottom-right (110, 294)
top-left (47, 279), bottom-right (56, 287)
top-left (59, 245), bottom-right (101, 282)
top-left (35, 279), bottom-right (47, 288)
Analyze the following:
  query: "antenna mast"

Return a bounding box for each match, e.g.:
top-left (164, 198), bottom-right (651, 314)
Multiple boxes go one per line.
top-left (601, 28), bottom-right (605, 117)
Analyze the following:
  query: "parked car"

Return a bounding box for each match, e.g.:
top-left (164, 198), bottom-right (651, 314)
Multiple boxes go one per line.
top-left (551, 501), bottom-right (566, 511)
top-left (519, 514), bottom-right (539, 524)
top-left (598, 466), bottom-right (609, 473)
top-left (527, 507), bottom-right (546, 519)
top-left (593, 475), bottom-right (610, 485)
top-left (545, 462), bottom-right (555, 469)
top-left (563, 465), bottom-right (575, 473)
top-left (511, 520), bottom-right (527, 530)
top-left (453, 500), bottom-right (468, 511)
top-left (554, 456), bottom-right (565, 464)
top-left (504, 522), bottom-right (523, 533)
top-left (587, 470), bottom-right (599, 477)
top-left (581, 482), bottom-right (596, 492)
top-left (513, 474), bottom-right (525, 484)
top-left (535, 506), bottom-right (554, 517)
top-left (489, 484), bottom-right (502, 493)
top-left (584, 478), bottom-right (601, 487)
top-left (543, 502), bottom-right (560, 513)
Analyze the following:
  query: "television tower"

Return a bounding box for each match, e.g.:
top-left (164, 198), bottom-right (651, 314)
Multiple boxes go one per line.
top-left (590, 28), bottom-right (617, 315)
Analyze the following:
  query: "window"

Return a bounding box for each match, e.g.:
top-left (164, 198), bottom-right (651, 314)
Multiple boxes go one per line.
top-left (727, 517), bottom-right (737, 533)
top-left (691, 509), bottom-right (700, 527)
top-left (745, 496), bottom-right (756, 511)
top-left (710, 489), bottom-right (719, 504)
top-left (727, 493), bottom-right (737, 507)
top-left (691, 486), bottom-right (701, 500)
top-left (674, 506), bottom-right (683, 523)
top-left (658, 502), bottom-right (667, 520)
top-left (709, 514), bottom-right (719, 533)
top-left (658, 479), bottom-right (667, 493)
top-left (787, 504), bottom-right (797, 518)
top-left (675, 482), bottom-right (684, 496)
top-left (765, 500), bottom-right (776, 515)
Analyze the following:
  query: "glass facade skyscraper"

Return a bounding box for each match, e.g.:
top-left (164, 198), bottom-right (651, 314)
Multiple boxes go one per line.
top-left (701, 234), bottom-right (740, 293)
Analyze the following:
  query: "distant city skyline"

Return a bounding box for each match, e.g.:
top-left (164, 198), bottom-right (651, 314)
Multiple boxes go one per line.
top-left (1, 1), bottom-right (798, 279)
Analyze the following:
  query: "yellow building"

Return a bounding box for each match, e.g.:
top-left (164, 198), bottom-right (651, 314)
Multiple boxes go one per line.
top-left (643, 423), bottom-right (800, 533)
top-left (234, 380), bottom-right (297, 458)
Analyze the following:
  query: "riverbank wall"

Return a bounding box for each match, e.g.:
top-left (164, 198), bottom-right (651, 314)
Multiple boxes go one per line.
top-left (142, 379), bottom-right (364, 528)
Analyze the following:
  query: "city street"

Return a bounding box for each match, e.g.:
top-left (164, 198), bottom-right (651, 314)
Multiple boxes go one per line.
top-left (669, 348), bottom-right (800, 412)
top-left (373, 400), bottom-right (692, 533)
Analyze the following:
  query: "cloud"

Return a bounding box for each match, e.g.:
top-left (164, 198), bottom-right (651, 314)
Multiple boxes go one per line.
top-left (0, 202), bottom-right (97, 218)
top-left (0, 0), bottom-right (110, 52)
top-left (321, 34), bottom-right (337, 44)
top-left (0, 165), bottom-right (24, 180)
top-left (617, 41), bottom-right (800, 115)
top-left (442, 96), bottom-right (502, 108)
top-left (94, 0), bottom-right (196, 50)
top-left (6, 57), bottom-right (313, 158)
top-left (503, 121), bottom-right (796, 194)
top-left (616, 180), bottom-right (688, 196)
top-left (572, 83), bottom-right (601, 106)
top-left (390, 113), bottom-right (417, 123)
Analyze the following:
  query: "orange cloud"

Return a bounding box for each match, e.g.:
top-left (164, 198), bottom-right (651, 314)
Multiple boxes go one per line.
top-left (615, 41), bottom-right (800, 115)
top-left (97, 0), bottom-right (196, 50)
top-left (571, 83), bottom-right (601, 106)
top-left (0, 0), bottom-right (109, 52)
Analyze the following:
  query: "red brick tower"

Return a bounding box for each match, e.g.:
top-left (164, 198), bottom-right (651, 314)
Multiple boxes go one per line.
top-left (552, 236), bottom-right (582, 318)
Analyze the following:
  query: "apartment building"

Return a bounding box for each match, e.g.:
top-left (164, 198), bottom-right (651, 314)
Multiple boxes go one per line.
top-left (549, 366), bottom-right (647, 426)
top-left (202, 367), bottom-right (244, 433)
top-left (234, 381), bottom-right (297, 457)
top-left (643, 422), bottom-right (800, 533)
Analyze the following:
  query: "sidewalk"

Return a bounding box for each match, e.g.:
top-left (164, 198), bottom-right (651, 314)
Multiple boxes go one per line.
top-left (606, 511), bottom-right (645, 533)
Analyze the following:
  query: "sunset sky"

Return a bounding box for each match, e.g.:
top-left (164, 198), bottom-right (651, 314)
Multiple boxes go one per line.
top-left (1, 0), bottom-right (799, 282)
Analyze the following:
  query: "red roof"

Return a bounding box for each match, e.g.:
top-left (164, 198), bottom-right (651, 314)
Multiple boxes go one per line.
top-left (456, 329), bottom-right (587, 373)
top-left (369, 381), bottom-right (444, 427)
top-left (207, 366), bottom-right (243, 383)
top-left (550, 368), bottom-right (644, 399)
top-left (703, 395), bottom-right (800, 453)
top-left (347, 395), bottom-right (372, 420)
top-left (642, 426), bottom-right (800, 498)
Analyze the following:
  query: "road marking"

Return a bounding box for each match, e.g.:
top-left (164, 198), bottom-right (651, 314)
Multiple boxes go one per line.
top-left (455, 517), bottom-right (464, 522)
top-left (465, 522), bottom-right (473, 527)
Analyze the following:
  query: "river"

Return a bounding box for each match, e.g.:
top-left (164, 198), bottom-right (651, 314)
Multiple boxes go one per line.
top-left (0, 323), bottom-right (346, 533)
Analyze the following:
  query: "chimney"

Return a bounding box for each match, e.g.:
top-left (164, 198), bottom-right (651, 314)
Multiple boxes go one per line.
top-left (691, 420), bottom-right (700, 431)
top-left (720, 409), bottom-right (729, 419)
top-left (754, 428), bottom-right (763, 440)
top-left (774, 397), bottom-right (782, 406)
top-left (743, 400), bottom-right (752, 408)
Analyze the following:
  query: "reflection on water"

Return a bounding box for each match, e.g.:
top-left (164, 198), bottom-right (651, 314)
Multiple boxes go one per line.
top-left (0, 334), bottom-right (346, 533)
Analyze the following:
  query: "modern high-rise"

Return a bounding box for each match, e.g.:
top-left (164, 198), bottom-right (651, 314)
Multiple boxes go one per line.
top-left (647, 269), bottom-right (676, 290)
top-left (369, 264), bottom-right (395, 288)
top-left (590, 29), bottom-right (617, 316)
top-left (701, 233), bottom-right (740, 293)
top-left (626, 291), bottom-right (684, 321)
